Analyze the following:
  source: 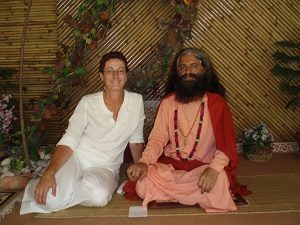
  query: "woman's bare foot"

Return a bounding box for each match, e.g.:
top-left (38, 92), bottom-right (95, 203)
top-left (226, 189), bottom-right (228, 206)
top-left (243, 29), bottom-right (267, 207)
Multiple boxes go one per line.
top-left (0, 174), bottom-right (31, 191)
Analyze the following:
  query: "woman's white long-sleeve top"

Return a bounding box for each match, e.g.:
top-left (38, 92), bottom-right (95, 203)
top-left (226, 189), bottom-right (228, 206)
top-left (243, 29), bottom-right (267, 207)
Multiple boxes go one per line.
top-left (57, 90), bottom-right (145, 172)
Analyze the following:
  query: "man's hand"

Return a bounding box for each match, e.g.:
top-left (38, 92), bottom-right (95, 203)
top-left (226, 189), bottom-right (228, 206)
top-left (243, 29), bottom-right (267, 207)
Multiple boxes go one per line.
top-left (127, 162), bottom-right (148, 181)
top-left (34, 171), bottom-right (56, 205)
top-left (198, 167), bottom-right (219, 194)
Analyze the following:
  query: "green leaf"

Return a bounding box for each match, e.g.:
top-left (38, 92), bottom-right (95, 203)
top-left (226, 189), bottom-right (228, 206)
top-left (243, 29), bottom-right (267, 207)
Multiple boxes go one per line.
top-left (42, 67), bottom-right (55, 75)
top-left (285, 97), bottom-right (300, 110)
top-left (50, 73), bottom-right (58, 80)
top-left (84, 0), bottom-right (93, 4)
top-left (11, 135), bottom-right (21, 145)
top-left (176, 6), bottom-right (185, 15)
top-left (15, 160), bottom-right (26, 171)
top-left (10, 158), bottom-right (25, 172)
top-left (75, 67), bottom-right (87, 76)
top-left (90, 27), bottom-right (97, 34)
top-left (273, 51), bottom-right (300, 63)
top-left (83, 33), bottom-right (92, 44)
top-left (77, 5), bottom-right (85, 13)
top-left (28, 125), bottom-right (38, 135)
top-left (29, 148), bottom-right (40, 162)
top-left (51, 94), bottom-right (59, 100)
top-left (44, 145), bottom-right (55, 155)
top-left (96, 0), bottom-right (107, 6)
top-left (9, 146), bottom-right (20, 154)
top-left (276, 41), bottom-right (300, 49)
top-left (91, 32), bottom-right (97, 39)
top-left (94, 19), bottom-right (100, 25)
top-left (27, 140), bottom-right (41, 162)
top-left (61, 67), bottom-right (70, 77)
top-left (30, 113), bottom-right (40, 121)
top-left (109, 0), bottom-right (115, 14)
top-left (39, 99), bottom-right (48, 109)
top-left (74, 29), bottom-right (81, 37)
top-left (86, 38), bottom-right (93, 45)
top-left (64, 58), bottom-right (71, 67)
top-left (280, 83), bottom-right (300, 95)
top-left (0, 83), bottom-right (18, 92)
top-left (91, 8), bottom-right (97, 17)
top-left (271, 64), bottom-right (300, 81)
top-left (0, 68), bottom-right (17, 79)
top-left (90, 28), bottom-right (98, 39)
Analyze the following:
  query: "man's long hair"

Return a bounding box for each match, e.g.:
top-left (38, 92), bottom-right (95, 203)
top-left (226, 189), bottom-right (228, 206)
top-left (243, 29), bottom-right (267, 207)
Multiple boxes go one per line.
top-left (166, 48), bottom-right (226, 97)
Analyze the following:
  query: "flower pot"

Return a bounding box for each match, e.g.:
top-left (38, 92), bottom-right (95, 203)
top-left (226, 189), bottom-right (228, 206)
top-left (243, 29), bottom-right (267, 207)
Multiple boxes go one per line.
top-left (246, 147), bottom-right (273, 162)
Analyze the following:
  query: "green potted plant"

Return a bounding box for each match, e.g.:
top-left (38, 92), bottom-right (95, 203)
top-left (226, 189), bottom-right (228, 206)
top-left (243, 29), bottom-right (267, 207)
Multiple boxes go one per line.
top-left (271, 40), bottom-right (300, 109)
top-left (271, 40), bottom-right (300, 143)
top-left (240, 122), bottom-right (274, 162)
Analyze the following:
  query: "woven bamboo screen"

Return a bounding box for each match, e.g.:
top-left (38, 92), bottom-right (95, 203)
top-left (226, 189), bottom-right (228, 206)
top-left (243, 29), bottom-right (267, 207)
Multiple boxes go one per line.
top-left (185, 0), bottom-right (300, 142)
top-left (0, 0), bottom-right (59, 144)
top-left (1, 0), bottom-right (299, 145)
top-left (57, 0), bottom-right (175, 137)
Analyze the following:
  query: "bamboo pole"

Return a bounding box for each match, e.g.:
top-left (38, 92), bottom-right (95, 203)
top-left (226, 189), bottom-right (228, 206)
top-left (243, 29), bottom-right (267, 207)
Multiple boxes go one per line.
top-left (19, 0), bottom-right (32, 168)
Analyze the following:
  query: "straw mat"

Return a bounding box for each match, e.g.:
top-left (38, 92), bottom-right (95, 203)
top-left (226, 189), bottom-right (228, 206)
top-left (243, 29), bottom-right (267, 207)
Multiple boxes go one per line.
top-left (0, 191), bottom-right (23, 221)
top-left (36, 173), bottom-right (300, 218)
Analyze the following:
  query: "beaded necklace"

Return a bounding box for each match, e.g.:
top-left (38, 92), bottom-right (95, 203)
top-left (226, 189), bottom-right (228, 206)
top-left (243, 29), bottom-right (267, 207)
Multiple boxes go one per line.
top-left (177, 106), bottom-right (201, 146)
top-left (174, 101), bottom-right (205, 161)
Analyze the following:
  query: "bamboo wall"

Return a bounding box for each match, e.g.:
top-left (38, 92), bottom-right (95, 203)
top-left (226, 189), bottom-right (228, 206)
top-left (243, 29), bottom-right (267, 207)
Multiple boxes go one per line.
top-left (186, 0), bottom-right (300, 142)
top-left (57, 0), bottom-right (175, 138)
top-left (0, 0), bottom-right (299, 145)
top-left (0, 0), bottom-right (59, 144)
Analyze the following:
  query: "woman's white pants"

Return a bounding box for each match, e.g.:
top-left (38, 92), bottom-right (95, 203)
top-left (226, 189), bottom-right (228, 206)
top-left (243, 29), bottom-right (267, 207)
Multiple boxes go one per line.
top-left (20, 155), bottom-right (119, 214)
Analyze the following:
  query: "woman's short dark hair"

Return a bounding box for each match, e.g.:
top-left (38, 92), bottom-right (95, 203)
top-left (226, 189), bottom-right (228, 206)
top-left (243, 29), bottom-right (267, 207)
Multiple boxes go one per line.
top-left (99, 51), bottom-right (129, 73)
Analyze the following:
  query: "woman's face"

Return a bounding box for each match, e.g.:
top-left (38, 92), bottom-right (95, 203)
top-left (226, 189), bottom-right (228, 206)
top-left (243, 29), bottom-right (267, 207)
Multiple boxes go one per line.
top-left (100, 58), bottom-right (127, 91)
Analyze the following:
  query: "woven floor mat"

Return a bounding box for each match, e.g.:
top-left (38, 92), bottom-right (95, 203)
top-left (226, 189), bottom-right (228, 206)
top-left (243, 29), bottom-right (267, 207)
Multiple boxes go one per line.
top-left (35, 173), bottom-right (300, 218)
top-left (0, 191), bottom-right (23, 221)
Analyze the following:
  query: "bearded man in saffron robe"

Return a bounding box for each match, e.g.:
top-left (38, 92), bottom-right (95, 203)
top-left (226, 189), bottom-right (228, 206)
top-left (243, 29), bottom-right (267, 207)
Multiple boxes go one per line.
top-left (126, 47), bottom-right (251, 212)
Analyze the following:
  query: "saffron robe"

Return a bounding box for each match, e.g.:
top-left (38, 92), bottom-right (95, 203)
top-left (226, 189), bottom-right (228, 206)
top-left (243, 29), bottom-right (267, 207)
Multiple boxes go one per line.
top-left (134, 92), bottom-right (249, 212)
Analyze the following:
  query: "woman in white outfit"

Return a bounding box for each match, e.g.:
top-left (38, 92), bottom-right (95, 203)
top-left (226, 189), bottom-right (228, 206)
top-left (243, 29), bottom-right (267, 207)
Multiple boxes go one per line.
top-left (20, 51), bottom-right (145, 214)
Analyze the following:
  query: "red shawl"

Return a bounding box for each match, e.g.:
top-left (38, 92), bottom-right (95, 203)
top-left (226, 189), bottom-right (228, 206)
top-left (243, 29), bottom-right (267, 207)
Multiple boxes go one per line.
top-left (206, 92), bottom-right (251, 195)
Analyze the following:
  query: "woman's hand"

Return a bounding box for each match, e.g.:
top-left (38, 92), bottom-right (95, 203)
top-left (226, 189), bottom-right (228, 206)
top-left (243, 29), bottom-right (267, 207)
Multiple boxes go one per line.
top-left (126, 162), bottom-right (148, 181)
top-left (198, 167), bottom-right (219, 194)
top-left (34, 171), bottom-right (56, 205)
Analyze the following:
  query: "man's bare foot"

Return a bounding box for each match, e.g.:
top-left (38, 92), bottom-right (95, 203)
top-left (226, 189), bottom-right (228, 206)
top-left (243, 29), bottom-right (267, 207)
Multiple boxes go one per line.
top-left (0, 174), bottom-right (31, 191)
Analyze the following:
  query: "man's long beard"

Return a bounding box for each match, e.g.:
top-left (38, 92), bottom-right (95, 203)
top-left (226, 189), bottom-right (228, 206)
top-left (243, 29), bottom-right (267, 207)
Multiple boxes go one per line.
top-left (175, 73), bottom-right (206, 103)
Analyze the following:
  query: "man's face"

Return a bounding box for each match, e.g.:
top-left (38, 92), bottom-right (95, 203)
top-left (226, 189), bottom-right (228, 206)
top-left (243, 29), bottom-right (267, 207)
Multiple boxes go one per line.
top-left (177, 54), bottom-right (205, 82)
top-left (175, 54), bottom-right (206, 103)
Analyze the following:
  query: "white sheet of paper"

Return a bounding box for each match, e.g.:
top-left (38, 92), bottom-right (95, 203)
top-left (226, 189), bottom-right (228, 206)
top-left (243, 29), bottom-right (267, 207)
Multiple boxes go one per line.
top-left (128, 206), bottom-right (148, 218)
